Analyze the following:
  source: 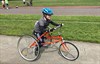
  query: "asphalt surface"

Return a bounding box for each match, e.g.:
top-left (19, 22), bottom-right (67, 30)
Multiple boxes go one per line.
top-left (0, 6), bottom-right (100, 15)
top-left (0, 35), bottom-right (100, 64)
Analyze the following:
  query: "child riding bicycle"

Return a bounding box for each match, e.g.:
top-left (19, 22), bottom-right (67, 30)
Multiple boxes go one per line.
top-left (17, 8), bottom-right (79, 60)
top-left (33, 8), bottom-right (61, 51)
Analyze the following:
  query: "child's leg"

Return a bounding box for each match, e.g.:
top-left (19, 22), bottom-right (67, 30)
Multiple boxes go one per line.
top-left (2, 0), bottom-right (5, 8)
top-left (3, 4), bottom-right (5, 8)
top-left (33, 32), bottom-right (44, 47)
top-left (36, 33), bottom-right (44, 47)
top-left (23, 0), bottom-right (25, 4)
top-left (5, 3), bottom-right (9, 9)
top-left (30, 0), bottom-right (32, 6)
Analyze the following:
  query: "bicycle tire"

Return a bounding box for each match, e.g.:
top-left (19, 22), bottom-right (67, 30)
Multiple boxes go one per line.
top-left (59, 42), bottom-right (79, 61)
top-left (17, 35), bottom-right (40, 61)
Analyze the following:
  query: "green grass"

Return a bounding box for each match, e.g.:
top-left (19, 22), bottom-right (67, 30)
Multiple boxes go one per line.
top-left (0, 14), bottom-right (100, 43)
top-left (0, 0), bottom-right (100, 7)
top-left (32, 0), bottom-right (100, 6)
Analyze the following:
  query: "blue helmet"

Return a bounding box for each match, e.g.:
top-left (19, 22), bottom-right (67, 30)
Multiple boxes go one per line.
top-left (42, 8), bottom-right (53, 15)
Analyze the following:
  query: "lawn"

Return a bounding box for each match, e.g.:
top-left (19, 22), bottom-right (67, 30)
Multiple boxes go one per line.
top-left (0, 14), bottom-right (100, 43)
top-left (0, 0), bottom-right (100, 7)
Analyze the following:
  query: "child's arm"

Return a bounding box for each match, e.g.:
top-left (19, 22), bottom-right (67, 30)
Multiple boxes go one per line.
top-left (50, 21), bottom-right (60, 26)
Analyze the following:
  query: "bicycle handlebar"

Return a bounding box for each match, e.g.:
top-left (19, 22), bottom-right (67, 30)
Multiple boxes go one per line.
top-left (54, 23), bottom-right (64, 30)
top-left (46, 23), bottom-right (64, 32)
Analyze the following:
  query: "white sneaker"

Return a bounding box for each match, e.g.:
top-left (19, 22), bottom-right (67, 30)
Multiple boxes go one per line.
top-left (6, 7), bottom-right (9, 9)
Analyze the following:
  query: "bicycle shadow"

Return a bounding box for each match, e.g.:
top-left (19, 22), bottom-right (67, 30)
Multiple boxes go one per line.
top-left (36, 45), bottom-right (59, 61)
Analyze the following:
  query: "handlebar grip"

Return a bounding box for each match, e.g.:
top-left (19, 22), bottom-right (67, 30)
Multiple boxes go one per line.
top-left (62, 23), bottom-right (64, 26)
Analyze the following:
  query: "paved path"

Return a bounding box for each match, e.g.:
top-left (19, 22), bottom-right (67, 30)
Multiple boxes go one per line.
top-left (0, 6), bottom-right (100, 15)
top-left (0, 35), bottom-right (100, 64)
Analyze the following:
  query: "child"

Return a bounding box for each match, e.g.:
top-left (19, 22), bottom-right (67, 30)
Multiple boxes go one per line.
top-left (33, 8), bottom-right (61, 54)
top-left (1, 0), bottom-right (5, 9)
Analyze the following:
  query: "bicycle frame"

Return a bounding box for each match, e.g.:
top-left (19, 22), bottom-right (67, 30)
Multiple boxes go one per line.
top-left (29, 24), bottom-right (69, 51)
top-left (29, 31), bottom-right (68, 51)
top-left (29, 31), bottom-right (63, 47)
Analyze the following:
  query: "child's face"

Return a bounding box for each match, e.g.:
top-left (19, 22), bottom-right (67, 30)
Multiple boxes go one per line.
top-left (45, 15), bottom-right (51, 20)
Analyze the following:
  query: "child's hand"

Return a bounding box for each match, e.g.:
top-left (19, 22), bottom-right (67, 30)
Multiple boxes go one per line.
top-left (59, 23), bottom-right (64, 27)
top-left (46, 28), bottom-right (54, 32)
top-left (50, 28), bottom-right (54, 32)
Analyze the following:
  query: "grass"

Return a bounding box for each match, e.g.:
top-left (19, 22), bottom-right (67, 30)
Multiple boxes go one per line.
top-left (32, 0), bottom-right (100, 6)
top-left (0, 14), bottom-right (100, 43)
top-left (0, 0), bottom-right (100, 7)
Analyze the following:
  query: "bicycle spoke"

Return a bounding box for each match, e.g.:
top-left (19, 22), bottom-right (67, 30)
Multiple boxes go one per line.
top-left (67, 52), bottom-right (76, 58)
top-left (21, 48), bottom-right (28, 56)
top-left (63, 51), bottom-right (76, 59)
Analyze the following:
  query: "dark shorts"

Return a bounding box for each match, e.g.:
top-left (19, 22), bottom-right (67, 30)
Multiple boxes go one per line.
top-left (33, 31), bottom-right (44, 47)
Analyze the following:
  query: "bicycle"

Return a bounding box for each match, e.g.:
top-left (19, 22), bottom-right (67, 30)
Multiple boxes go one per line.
top-left (17, 24), bottom-right (79, 61)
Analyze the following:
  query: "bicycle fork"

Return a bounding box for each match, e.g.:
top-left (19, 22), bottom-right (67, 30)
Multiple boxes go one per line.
top-left (61, 42), bottom-right (69, 52)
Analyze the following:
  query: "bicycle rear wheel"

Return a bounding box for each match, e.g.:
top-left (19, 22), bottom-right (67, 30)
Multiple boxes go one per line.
top-left (17, 35), bottom-right (40, 61)
top-left (59, 42), bottom-right (79, 61)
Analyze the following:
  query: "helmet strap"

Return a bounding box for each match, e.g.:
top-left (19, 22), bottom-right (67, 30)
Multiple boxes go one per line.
top-left (43, 14), bottom-right (48, 20)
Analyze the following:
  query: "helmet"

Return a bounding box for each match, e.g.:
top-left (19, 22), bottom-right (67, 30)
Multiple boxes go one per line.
top-left (42, 8), bottom-right (53, 15)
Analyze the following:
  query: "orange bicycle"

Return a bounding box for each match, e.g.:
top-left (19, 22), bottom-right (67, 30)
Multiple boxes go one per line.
top-left (17, 24), bottom-right (79, 61)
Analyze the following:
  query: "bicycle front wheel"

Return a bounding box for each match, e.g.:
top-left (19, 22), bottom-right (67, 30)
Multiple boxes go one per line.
top-left (17, 35), bottom-right (40, 61)
top-left (59, 42), bottom-right (79, 61)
